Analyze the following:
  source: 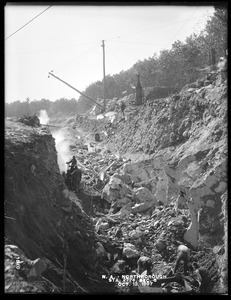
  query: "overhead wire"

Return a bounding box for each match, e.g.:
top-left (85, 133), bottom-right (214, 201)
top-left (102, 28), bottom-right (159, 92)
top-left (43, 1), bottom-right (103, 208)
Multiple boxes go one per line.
top-left (51, 7), bottom-right (203, 87)
top-left (106, 43), bottom-right (125, 71)
top-left (5, 5), bottom-right (52, 40)
top-left (6, 39), bottom-right (104, 56)
top-left (105, 14), bottom-right (206, 42)
top-left (165, 6), bottom-right (199, 48)
top-left (54, 43), bottom-right (99, 72)
top-left (6, 8), bottom-right (209, 57)
top-left (107, 40), bottom-right (166, 46)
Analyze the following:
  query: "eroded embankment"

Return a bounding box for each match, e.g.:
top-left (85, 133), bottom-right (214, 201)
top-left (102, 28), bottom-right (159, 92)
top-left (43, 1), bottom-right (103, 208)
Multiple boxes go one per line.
top-left (5, 119), bottom-right (115, 293)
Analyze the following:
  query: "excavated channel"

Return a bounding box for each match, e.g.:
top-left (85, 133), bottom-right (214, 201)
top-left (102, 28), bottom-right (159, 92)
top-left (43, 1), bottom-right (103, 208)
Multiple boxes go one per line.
top-left (5, 94), bottom-right (227, 294)
top-left (48, 120), bottom-right (221, 294)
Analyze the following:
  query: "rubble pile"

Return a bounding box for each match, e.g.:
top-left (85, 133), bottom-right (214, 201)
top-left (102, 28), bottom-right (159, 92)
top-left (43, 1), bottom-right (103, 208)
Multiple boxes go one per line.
top-left (75, 148), bottom-right (130, 195)
top-left (75, 93), bottom-right (137, 141)
top-left (65, 135), bottom-right (225, 293)
top-left (92, 200), bottom-right (220, 293)
top-left (72, 71), bottom-right (227, 293)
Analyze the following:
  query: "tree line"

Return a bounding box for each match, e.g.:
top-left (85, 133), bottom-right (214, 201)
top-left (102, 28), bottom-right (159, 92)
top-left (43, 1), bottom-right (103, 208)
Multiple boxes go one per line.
top-left (5, 5), bottom-right (227, 117)
top-left (5, 98), bottom-right (81, 118)
top-left (77, 5), bottom-right (227, 110)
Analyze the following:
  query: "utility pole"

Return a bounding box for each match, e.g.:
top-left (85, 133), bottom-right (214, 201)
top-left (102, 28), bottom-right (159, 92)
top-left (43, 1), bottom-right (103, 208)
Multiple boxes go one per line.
top-left (101, 40), bottom-right (106, 112)
top-left (48, 72), bottom-right (104, 110)
top-left (135, 74), bottom-right (143, 105)
top-left (211, 48), bottom-right (216, 66)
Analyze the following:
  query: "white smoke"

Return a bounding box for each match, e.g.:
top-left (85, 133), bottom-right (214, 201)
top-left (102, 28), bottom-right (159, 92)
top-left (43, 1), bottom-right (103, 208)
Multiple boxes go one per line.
top-left (38, 109), bottom-right (50, 125)
top-left (52, 129), bottom-right (71, 173)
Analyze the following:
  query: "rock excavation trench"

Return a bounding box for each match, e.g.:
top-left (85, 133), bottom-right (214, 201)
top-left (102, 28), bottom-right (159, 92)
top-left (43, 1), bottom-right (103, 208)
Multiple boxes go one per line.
top-left (5, 70), bottom-right (227, 294)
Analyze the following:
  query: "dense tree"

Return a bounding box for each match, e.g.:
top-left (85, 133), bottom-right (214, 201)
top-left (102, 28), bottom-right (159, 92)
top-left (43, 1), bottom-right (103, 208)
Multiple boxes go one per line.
top-left (5, 98), bottom-right (80, 118)
top-left (203, 6), bottom-right (227, 59)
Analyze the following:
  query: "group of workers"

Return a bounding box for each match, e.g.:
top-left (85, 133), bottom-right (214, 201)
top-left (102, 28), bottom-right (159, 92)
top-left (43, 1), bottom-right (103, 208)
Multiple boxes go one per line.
top-left (136, 244), bottom-right (208, 293)
top-left (63, 156), bottom-right (82, 193)
top-left (109, 243), bottom-right (208, 293)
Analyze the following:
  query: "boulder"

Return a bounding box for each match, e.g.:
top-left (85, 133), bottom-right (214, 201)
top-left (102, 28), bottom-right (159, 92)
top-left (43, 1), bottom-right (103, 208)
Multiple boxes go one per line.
top-left (95, 218), bottom-right (110, 232)
top-left (155, 240), bottom-right (167, 253)
top-left (98, 222), bottom-right (109, 231)
top-left (176, 194), bottom-right (187, 209)
top-left (132, 237), bottom-right (143, 246)
top-left (109, 203), bottom-right (132, 219)
top-left (102, 177), bottom-right (134, 204)
top-left (27, 258), bottom-right (47, 282)
top-left (128, 227), bottom-right (145, 240)
top-left (154, 189), bottom-right (168, 206)
top-left (114, 228), bottom-right (123, 238)
top-left (113, 173), bottom-right (132, 185)
top-left (131, 202), bottom-right (155, 214)
top-left (95, 242), bottom-right (107, 257)
top-left (110, 260), bottom-right (126, 274)
top-left (172, 216), bottom-right (185, 227)
top-left (122, 243), bottom-right (139, 258)
top-left (123, 162), bottom-right (152, 182)
top-left (134, 187), bottom-right (157, 204)
top-left (116, 197), bottom-right (132, 208)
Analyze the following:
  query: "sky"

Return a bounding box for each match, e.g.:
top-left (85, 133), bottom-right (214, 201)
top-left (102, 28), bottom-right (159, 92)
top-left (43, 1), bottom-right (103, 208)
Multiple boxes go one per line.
top-left (5, 4), bottom-right (215, 103)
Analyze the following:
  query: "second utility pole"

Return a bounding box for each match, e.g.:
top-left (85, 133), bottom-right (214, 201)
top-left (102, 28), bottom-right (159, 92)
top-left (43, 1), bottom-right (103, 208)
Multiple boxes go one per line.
top-left (102, 40), bottom-right (106, 112)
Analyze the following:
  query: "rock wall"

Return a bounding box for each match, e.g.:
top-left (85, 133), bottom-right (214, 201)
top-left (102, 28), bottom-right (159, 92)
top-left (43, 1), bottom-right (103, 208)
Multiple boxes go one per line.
top-left (74, 78), bottom-right (227, 291)
top-left (5, 119), bottom-right (114, 293)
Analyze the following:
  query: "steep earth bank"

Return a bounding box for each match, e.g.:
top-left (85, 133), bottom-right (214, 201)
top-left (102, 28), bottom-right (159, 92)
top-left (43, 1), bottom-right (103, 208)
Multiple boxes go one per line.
top-left (5, 119), bottom-right (114, 293)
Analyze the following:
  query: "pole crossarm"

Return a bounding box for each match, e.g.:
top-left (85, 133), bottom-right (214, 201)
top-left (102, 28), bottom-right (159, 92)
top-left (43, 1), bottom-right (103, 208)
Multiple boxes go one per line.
top-left (48, 72), bottom-right (104, 109)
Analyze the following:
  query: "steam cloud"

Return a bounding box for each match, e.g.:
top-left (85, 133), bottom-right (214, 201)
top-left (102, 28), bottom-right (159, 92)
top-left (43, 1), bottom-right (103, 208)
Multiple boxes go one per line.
top-left (39, 110), bottom-right (71, 173)
top-left (52, 129), bottom-right (71, 173)
top-left (38, 110), bottom-right (50, 125)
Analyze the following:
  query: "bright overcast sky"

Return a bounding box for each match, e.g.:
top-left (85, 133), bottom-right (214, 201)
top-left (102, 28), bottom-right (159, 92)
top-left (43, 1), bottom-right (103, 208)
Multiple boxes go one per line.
top-left (5, 4), bottom-right (215, 103)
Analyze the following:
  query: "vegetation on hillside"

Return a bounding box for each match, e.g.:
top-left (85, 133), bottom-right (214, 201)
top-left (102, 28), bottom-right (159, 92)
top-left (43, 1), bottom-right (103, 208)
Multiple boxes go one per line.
top-left (5, 98), bottom-right (81, 118)
top-left (77, 5), bottom-right (227, 111)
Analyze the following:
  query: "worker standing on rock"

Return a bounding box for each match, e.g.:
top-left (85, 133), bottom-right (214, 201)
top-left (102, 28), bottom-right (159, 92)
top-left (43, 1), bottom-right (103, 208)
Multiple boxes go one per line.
top-left (66, 156), bottom-right (77, 172)
top-left (174, 245), bottom-right (190, 275)
top-left (175, 190), bottom-right (187, 213)
top-left (137, 256), bottom-right (153, 275)
top-left (192, 262), bottom-right (209, 293)
top-left (120, 102), bottom-right (126, 116)
top-left (70, 165), bottom-right (82, 193)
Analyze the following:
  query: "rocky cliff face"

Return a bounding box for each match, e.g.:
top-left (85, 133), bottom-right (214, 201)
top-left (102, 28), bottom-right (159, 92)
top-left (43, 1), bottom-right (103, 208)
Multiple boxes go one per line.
top-left (74, 76), bottom-right (227, 293)
top-left (5, 119), bottom-right (114, 293)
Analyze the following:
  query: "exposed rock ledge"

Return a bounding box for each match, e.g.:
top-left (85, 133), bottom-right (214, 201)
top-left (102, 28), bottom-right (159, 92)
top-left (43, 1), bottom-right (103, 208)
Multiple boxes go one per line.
top-left (5, 119), bottom-right (114, 293)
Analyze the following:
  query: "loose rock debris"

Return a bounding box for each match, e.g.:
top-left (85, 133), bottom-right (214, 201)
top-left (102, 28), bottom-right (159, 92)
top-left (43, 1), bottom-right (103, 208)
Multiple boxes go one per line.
top-left (5, 70), bottom-right (227, 294)
top-left (69, 72), bottom-right (227, 294)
